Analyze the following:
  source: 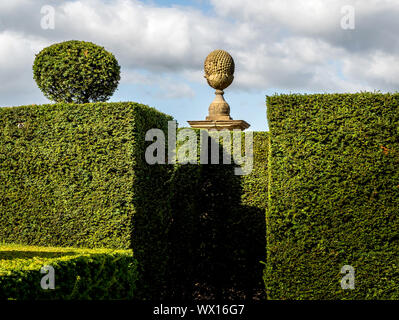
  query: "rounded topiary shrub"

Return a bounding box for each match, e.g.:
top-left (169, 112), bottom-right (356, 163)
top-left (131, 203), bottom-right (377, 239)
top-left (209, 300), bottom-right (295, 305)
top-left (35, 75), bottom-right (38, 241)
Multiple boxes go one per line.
top-left (33, 40), bottom-right (121, 103)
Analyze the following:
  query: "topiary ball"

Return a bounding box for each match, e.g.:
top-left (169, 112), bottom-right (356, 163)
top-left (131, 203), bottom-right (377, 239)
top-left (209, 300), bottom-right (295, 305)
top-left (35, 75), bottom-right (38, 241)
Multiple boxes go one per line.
top-left (33, 40), bottom-right (121, 103)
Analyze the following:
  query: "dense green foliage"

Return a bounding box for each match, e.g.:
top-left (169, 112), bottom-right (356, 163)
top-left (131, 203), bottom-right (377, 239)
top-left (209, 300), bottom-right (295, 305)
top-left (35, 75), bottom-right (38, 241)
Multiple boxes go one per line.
top-left (33, 40), bottom-right (120, 103)
top-left (0, 102), bottom-right (171, 249)
top-left (0, 100), bottom-right (270, 299)
top-left (129, 107), bottom-right (173, 300)
top-left (0, 244), bottom-right (136, 300)
top-left (265, 93), bottom-right (399, 299)
top-left (0, 102), bottom-right (173, 299)
top-left (3, 91), bottom-right (399, 300)
top-left (167, 130), bottom-right (268, 299)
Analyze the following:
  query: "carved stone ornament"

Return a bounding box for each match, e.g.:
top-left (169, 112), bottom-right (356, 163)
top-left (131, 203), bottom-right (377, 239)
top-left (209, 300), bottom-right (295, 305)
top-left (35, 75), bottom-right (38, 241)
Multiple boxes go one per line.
top-left (188, 49), bottom-right (250, 131)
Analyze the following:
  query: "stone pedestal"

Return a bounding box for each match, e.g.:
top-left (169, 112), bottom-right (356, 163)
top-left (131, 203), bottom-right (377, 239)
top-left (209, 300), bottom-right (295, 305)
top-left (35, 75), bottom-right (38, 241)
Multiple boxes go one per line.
top-left (188, 90), bottom-right (250, 131)
top-left (187, 120), bottom-right (250, 131)
top-left (206, 90), bottom-right (231, 121)
top-left (189, 49), bottom-right (250, 131)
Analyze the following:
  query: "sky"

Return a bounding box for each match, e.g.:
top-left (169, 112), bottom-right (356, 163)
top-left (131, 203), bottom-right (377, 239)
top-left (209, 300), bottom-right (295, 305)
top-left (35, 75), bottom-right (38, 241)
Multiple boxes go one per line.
top-left (1, 0), bottom-right (399, 131)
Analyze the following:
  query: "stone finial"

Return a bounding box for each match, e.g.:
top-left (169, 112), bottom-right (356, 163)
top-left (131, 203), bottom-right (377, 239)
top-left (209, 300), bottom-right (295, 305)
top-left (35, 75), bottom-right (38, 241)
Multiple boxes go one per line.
top-left (204, 50), bottom-right (235, 91)
top-left (187, 49), bottom-right (250, 131)
top-left (204, 50), bottom-right (234, 121)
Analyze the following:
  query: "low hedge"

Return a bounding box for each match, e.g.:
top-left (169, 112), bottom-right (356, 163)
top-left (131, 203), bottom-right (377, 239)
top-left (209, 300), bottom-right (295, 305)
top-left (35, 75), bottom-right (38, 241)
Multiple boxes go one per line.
top-left (167, 130), bottom-right (268, 299)
top-left (0, 102), bottom-right (173, 299)
top-left (0, 244), bottom-right (136, 300)
top-left (265, 93), bottom-right (399, 299)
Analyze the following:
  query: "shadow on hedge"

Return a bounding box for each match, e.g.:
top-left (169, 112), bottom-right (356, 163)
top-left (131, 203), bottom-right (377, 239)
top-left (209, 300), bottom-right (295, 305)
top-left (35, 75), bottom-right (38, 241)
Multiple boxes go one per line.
top-left (0, 250), bottom-right (79, 260)
top-left (166, 138), bottom-right (266, 300)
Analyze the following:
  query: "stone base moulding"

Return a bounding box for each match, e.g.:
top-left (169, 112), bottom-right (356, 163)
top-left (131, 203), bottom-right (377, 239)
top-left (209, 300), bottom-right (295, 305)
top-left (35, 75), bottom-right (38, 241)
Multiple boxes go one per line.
top-left (187, 120), bottom-right (250, 131)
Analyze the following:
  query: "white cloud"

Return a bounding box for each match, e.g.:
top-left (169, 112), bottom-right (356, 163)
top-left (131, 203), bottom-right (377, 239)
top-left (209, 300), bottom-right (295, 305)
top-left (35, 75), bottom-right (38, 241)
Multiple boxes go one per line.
top-left (342, 50), bottom-right (399, 89)
top-left (122, 69), bottom-right (195, 99)
top-left (0, 0), bottom-right (399, 107)
top-left (0, 31), bottom-right (49, 101)
top-left (54, 0), bottom-right (224, 71)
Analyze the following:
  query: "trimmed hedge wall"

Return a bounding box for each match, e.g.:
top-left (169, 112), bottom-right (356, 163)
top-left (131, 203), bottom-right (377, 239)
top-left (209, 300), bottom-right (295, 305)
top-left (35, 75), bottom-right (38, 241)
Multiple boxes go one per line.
top-left (0, 101), bottom-right (269, 299)
top-left (0, 102), bottom-right (173, 299)
top-left (0, 244), bottom-right (136, 300)
top-left (238, 132), bottom-right (269, 295)
top-left (167, 130), bottom-right (268, 299)
top-left (265, 93), bottom-right (399, 299)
